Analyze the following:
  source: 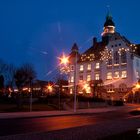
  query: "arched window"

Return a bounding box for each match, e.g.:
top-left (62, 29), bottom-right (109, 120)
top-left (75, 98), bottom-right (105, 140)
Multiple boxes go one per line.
top-left (121, 50), bottom-right (127, 63)
top-left (114, 51), bottom-right (119, 64)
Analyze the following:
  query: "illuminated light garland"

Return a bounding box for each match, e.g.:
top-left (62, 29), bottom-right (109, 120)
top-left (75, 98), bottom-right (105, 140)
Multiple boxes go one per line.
top-left (66, 43), bottom-right (138, 75)
top-left (60, 65), bottom-right (70, 74)
top-left (100, 47), bottom-right (112, 63)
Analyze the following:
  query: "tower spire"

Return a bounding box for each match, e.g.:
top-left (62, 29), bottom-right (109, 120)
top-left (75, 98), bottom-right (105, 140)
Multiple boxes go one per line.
top-left (106, 5), bottom-right (112, 20)
top-left (101, 7), bottom-right (115, 36)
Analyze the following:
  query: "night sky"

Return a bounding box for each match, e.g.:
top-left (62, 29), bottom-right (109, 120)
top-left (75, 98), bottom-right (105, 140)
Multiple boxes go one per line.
top-left (0, 0), bottom-right (140, 80)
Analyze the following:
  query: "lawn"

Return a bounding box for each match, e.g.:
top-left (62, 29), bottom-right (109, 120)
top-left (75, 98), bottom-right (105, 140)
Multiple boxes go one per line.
top-left (0, 103), bottom-right (57, 112)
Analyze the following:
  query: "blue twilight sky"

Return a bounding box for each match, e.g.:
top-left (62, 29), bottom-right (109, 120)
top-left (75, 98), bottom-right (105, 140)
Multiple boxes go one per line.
top-left (0, 0), bottom-right (140, 80)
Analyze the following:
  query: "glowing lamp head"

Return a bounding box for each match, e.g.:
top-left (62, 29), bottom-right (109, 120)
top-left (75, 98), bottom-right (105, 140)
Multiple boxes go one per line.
top-left (136, 84), bottom-right (140, 89)
top-left (47, 85), bottom-right (53, 92)
top-left (59, 54), bottom-right (69, 65)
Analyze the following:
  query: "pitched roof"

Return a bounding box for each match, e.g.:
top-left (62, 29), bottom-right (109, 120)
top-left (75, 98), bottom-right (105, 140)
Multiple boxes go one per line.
top-left (78, 41), bottom-right (106, 62)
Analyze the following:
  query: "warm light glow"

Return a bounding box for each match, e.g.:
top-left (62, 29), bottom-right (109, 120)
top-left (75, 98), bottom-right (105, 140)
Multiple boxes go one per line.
top-left (83, 83), bottom-right (91, 93)
top-left (95, 62), bottom-right (100, 69)
top-left (70, 76), bottom-right (74, 83)
top-left (80, 65), bottom-right (84, 71)
top-left (28, 88), bottom-right (31, 92)
top-left (14, 89), bottom-right (18, 92)
top-left (107, 72), bottom-right (112, 80)
top-left (47, 85), bottom-right (53, 92)
top-left (95, 73), bottom-right (100, 80)
top-left (114, 71), bottom-right (119, 78)
top-left (136, 84), bottom-right (140, 89)
top-left (58, 53), bottom-right (69, 65)
top-left (22, 87), bottom-right (28, 91)
top-left (83, 83), bottom-right (88, 89)
top-left (87, 64), bottom-right (91, 71)
top-left (8, 88), bottom-right (12, 93)
top-left (87, 74), bottom-right (91, 82)
top-left (70, 88), bottom-right (73, 94)
top-left (122, 71), bottom-right (127, 78)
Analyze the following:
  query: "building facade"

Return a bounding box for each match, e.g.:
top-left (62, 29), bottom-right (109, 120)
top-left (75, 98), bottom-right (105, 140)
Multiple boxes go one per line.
top-left (68, 13), bottom-right (140, 101)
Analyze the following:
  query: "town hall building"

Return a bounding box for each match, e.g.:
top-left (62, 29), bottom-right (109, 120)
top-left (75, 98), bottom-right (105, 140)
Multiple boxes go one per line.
top-left (68, 13), bottom-right (140, 101)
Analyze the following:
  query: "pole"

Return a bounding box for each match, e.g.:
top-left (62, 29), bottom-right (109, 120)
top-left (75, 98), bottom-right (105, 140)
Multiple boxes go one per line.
top-left (30, 92), bottom-right (32, 112)
top-left (29, 78), bottom-right (32, 112)
top-left (59, 80), bottom-right (61, 110)
top-left (74, 52), bottom-right (77, 112)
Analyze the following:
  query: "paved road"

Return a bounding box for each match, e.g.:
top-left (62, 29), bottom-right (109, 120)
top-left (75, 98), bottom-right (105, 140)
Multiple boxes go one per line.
top-left (0, 105), bottom-right (139, 137)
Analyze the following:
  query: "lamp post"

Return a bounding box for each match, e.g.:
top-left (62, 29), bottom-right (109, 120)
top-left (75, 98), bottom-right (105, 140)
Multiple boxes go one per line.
top-left (59, 53), bottom-right (77, 112)
top-left (74, 52), bottom-right (77, 112)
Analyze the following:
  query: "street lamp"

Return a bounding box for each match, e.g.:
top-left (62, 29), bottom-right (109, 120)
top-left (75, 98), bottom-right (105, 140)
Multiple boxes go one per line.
top-left (58, 53), bottom-right (77, 112)
top-left (136, 83), bottom-right (140, 89)
top-left (59, 54), bottom-right (69, 65)
top-left (47, 84), bottom-right (53, 93)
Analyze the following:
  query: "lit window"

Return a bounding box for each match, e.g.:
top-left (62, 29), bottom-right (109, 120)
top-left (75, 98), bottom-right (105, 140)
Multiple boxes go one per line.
top-left (87, 74), bottom-right (91, 82)
top-left (86, 86), bottom-right (91, 93)
top-left (107, 72), bottom-right (112, 80)
top-left (114, 71), bottom-right (119, 78)
top-left (79, 75), bottom-right (83, 81)
top-left (122, 71), bottom-right (127, 78)
top-left (68, 78), bottom-right (70, 83)
top-left (95, 74), bottom-right (100, 80)
top-left (87, 64), bottom-right (91, 71)
top-left (71, 76), bottom-right (74, 82)
top-left (70, 88), bottom-right (73, 94)
top-left (95, 63), bottom-right (100, 69)
top-left (80, 65), bottom-right (84, 71)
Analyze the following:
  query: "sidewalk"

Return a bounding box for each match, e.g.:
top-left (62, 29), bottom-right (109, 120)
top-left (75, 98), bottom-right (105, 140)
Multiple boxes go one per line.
top-left (0, 106), bottom-right (122, 119)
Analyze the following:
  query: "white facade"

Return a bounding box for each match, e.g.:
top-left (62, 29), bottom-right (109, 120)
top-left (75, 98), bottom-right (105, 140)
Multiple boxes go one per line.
top-left (68, 14), bottom-right (140, 100)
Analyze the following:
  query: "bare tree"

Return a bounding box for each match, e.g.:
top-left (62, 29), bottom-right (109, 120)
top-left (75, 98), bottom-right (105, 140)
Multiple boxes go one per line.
top-left (14, 63), bottom-right (36, 90)
top-left (0, 75), bottom-right (4, 92)
top-left (5, 64), bottom-right (16, 89)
